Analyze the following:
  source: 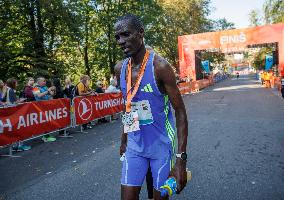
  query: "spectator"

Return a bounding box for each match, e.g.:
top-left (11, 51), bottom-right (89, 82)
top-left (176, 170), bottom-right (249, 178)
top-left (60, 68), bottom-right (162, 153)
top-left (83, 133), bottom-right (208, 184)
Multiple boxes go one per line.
top-left (95, 81), bottom-right (108, 123)
top-left (75, 75), bottom-right (93, 96)
top-left (33, 77), bottom-right (56, 142)
top-left (260, 71), bottom-right (264, 85)
top-left (53, 78), bottom-right (64, 99)
top-left (23, 77), bottom-right (35, 102)
top-left (95, 81), bottom-right (104, 93)
top-left (105, 79), bottom-right (120, 121)
top-left (0, 80), bottom-right (7, 105)
top-left (5, 78), bottom-right (26, 104)
top-left (5, 78), bottom-right (31, 151)
top-left (33, 77), bottom-right (55, 101)
top-left (53, 78), bottom-right (66, 136)
top-left (63, 77), bottom-right (75, 99)
top-left (75, 75), bottom-right (94, 130)
top-left (105, 79), bottom-right (120, 93)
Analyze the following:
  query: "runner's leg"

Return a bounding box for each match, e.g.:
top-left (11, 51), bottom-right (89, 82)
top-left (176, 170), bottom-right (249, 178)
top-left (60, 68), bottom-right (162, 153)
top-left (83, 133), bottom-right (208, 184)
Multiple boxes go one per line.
top-left (146, 165), bottom-right (154, 199)
top-left (150, 151), bottom-right (171, 200)
top-left (121, 185), bottom-right (141, 200)
top-left (121, 151), bottom-right (149, 200)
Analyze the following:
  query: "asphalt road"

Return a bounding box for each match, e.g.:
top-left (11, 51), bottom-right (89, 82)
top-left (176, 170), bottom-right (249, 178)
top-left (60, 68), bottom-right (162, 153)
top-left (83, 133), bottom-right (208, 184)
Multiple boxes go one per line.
top-left (1, 75), bottom-right (284, 200)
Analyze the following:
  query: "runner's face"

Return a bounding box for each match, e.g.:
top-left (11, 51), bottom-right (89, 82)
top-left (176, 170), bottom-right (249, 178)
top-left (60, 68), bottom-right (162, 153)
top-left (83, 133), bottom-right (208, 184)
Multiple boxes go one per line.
top-left (115, 20), bottom-right (143, 57)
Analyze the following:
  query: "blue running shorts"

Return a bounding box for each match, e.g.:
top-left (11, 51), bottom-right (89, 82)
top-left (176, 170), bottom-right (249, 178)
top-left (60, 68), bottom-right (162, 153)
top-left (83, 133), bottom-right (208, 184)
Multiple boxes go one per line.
top-left (121, 150), bottom-right (172, 191)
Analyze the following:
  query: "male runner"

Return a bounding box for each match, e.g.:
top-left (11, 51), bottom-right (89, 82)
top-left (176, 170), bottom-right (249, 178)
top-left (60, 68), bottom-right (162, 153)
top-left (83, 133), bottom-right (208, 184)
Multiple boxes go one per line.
top-left (114, 14), bottom-right (188, 200)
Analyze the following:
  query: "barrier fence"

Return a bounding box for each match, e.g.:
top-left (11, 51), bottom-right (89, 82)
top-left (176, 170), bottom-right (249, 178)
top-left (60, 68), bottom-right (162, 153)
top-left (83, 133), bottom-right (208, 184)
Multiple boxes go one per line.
top-left (73, 93), bottom-right (123, 126)
top-left (178, 76), bottom-right (215, 95)
top-left (0, 93), bottom-right (124, 151)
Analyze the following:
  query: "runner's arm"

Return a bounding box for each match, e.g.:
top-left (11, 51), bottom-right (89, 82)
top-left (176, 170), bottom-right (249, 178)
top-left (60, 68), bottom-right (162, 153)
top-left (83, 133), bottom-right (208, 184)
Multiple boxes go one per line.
top-left (155, 57), bottom-right (188, 193)
top-left (114, 61), bottom-right (127, 155)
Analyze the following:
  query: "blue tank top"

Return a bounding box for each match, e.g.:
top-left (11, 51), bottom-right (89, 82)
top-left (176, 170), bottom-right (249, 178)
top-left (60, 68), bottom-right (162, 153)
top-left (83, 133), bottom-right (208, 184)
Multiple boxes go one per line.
top-left (120, 52), bottom-right (176, 158)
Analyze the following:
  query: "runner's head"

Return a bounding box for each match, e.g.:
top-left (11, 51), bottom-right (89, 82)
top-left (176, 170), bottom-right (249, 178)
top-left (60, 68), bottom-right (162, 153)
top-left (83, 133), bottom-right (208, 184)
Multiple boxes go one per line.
top-left (114, 14), bottom-right (144, 57)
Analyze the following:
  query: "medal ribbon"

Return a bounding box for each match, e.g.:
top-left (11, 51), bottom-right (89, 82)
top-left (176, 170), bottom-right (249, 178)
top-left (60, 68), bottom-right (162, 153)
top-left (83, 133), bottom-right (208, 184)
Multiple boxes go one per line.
top-left (126, 50), bottom-right (150, 112)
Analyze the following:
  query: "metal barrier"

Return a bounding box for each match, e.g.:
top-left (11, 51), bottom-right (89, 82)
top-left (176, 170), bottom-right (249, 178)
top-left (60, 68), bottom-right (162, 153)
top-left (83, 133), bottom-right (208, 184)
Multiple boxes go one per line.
top-left (0, 93), bottom-right (124, 157)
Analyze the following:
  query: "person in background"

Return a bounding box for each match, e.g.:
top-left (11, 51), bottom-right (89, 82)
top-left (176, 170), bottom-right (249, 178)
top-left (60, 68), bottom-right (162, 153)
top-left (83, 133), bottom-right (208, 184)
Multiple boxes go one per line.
top-left (33, 77), bottom-right (55, 101)
top-left (53, 78), bottom-right (64, 99)
top-left (264, 71), bottom-right (271, 88)
top-left (105, 79), bottom-right (121, 121)
top-left (75, 75), bottom-right (94, 130)
top-left (95, 81), bottom-right (104, 93)
top-left (0, 80), bottom-right (7, 105)
top-left (5, 78), bottom-right (26, 105)
top-left (33, 77), bottom-right (56, 142)
top-left (53, 78), bottom-right (66, 135)
top-left (23, 77), bottom-right (35, 102)
top-left (63, 77), bottom-right (75, 99)
top-left (96, 81), bottom-right (108, 123)
top-left (260, 71), bottom-right (264, 85)
top-left (105, 79), bottom-right (120, 93)
top-left (76, 75), bottom-right (94, 96)
top-left (5, 78), bottom-right (31, 151)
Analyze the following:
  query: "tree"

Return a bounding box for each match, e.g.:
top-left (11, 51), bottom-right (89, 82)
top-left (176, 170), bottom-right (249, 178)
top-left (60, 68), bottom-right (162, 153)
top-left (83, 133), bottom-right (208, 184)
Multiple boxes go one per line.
top-left (249, 9), bottom-right (262, 27)
top-left (0, 0), bottom-right (217, 85)
top-left (212, 18), bottom-right (235, 31)
top-left (264, 0), bottom-right (284, 24)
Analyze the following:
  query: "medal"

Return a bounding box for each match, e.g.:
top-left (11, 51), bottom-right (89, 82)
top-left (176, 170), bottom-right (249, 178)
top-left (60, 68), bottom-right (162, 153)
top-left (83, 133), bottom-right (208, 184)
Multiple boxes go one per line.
top-left (122, 112), bottom-right (134, 126)
top-left (122, 50), bottom-right (150, 133)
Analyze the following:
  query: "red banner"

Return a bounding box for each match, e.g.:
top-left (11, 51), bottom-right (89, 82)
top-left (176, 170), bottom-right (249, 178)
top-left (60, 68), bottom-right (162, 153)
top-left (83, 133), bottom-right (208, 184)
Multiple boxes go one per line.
top-left (0, 98), bottom-right (71, 147)
top-left (73, 93), bottom-right (124, 125)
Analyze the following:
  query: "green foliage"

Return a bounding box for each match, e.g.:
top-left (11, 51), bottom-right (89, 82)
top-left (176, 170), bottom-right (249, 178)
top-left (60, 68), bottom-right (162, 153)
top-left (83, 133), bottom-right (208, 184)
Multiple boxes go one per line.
top-left (264, 0), bottom-right (284, 24)
top-left (211, 18), bottom-right (235, 31)
top-left (251, 47), bottom-right (273, 70)
top-left (249, 9), bottom-right (262, 27)
top-left (0, 0), bottom-right (225, 86)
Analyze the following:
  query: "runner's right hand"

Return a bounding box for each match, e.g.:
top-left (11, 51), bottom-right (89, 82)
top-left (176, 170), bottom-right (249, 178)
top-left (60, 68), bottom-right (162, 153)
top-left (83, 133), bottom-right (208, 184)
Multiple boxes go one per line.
top-left (120, 143), bottom-right (126, 156)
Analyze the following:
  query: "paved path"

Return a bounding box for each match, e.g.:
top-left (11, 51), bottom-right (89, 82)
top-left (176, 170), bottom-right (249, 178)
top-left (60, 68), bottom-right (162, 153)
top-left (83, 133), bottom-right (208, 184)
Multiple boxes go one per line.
top-left (1, 75), bottom-right (284, 200)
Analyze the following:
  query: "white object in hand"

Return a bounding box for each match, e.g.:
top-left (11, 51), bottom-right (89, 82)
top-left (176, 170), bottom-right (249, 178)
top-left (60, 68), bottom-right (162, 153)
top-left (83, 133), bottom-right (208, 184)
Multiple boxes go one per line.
top-left (120, 153), bottom-right (126, 162)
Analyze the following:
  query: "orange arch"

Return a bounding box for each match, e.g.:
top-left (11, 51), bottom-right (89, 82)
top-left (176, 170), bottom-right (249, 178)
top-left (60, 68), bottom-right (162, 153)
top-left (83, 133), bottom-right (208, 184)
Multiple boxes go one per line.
top-left (178, 23), bottom-right (284, 80)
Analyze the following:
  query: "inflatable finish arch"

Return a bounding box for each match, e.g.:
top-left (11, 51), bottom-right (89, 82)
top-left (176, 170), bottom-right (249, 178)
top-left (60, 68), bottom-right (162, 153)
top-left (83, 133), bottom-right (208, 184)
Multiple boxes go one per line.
top-left (178, 23), bottom-right (284, 80)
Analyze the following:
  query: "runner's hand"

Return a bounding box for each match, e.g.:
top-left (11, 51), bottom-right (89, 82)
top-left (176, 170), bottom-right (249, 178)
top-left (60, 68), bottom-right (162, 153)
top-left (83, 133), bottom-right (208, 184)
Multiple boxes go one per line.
top-left (120, 143), bottom-right (127, 156)
top-left (170, 159), bottom-right (187, 194)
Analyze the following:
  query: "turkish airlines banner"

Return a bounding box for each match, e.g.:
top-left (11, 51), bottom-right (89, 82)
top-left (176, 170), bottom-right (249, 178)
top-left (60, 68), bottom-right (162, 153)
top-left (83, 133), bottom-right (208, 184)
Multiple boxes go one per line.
top-left (73, 93), bottom-right (124, 125)
top-left (0, 99), bottom-right (71, 147)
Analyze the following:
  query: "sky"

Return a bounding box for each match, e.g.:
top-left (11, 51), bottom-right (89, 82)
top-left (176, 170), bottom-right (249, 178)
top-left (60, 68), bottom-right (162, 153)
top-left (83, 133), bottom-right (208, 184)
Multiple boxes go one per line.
top-left (209, 0), bottom-right (266, 29)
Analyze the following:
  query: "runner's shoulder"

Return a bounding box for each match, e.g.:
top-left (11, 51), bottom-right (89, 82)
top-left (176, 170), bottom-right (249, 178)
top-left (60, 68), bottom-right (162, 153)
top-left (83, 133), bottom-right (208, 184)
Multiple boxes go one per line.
top-left (153, 54), bottom-right (174, 77)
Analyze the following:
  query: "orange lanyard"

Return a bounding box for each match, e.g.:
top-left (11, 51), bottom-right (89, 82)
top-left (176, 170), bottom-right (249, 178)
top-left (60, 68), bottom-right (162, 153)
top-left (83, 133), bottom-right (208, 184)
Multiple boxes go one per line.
top-left (126, 50), bottom-right (150, 112)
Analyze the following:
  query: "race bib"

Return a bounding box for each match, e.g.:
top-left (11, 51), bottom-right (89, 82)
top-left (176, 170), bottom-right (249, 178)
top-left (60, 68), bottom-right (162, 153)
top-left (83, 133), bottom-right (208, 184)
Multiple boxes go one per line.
top-left (131, 100), bottom-right (154, 125)
top-left (122, 110), bottom-right (140, 133)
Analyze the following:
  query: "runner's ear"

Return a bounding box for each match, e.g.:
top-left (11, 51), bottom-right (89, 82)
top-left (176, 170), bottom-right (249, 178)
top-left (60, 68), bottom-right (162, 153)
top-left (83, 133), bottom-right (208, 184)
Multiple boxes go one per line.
top-left (138, 27), bottom-right (144, 38)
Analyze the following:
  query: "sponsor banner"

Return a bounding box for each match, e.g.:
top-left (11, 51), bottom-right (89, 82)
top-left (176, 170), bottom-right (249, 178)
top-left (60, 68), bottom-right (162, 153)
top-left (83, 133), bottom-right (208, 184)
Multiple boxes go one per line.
top-left (201, 60), bottom-right (210, 73)
top-left (178, 82), bottom-right (192, 94)
top-left (0, 98), bottom-right (71, 147)
top-left (73, 93), bottom-right (124, 125)
top-left (178, 79), bottom-right (212, 95)
top-left (265, 55), bottom-right (273, 71)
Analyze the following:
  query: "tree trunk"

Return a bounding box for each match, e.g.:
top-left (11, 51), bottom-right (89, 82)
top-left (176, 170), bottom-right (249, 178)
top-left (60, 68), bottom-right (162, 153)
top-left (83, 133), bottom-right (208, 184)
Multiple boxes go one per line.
top-left (84, 9), bottom-right (90, 76)
top-left (35, 0), bottom-right (46, 58)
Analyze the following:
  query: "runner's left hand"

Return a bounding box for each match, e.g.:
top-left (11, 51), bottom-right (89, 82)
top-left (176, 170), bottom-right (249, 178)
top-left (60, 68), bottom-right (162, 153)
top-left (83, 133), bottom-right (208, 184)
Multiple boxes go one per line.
top-left (170, 159), bottom-right (187, 194)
